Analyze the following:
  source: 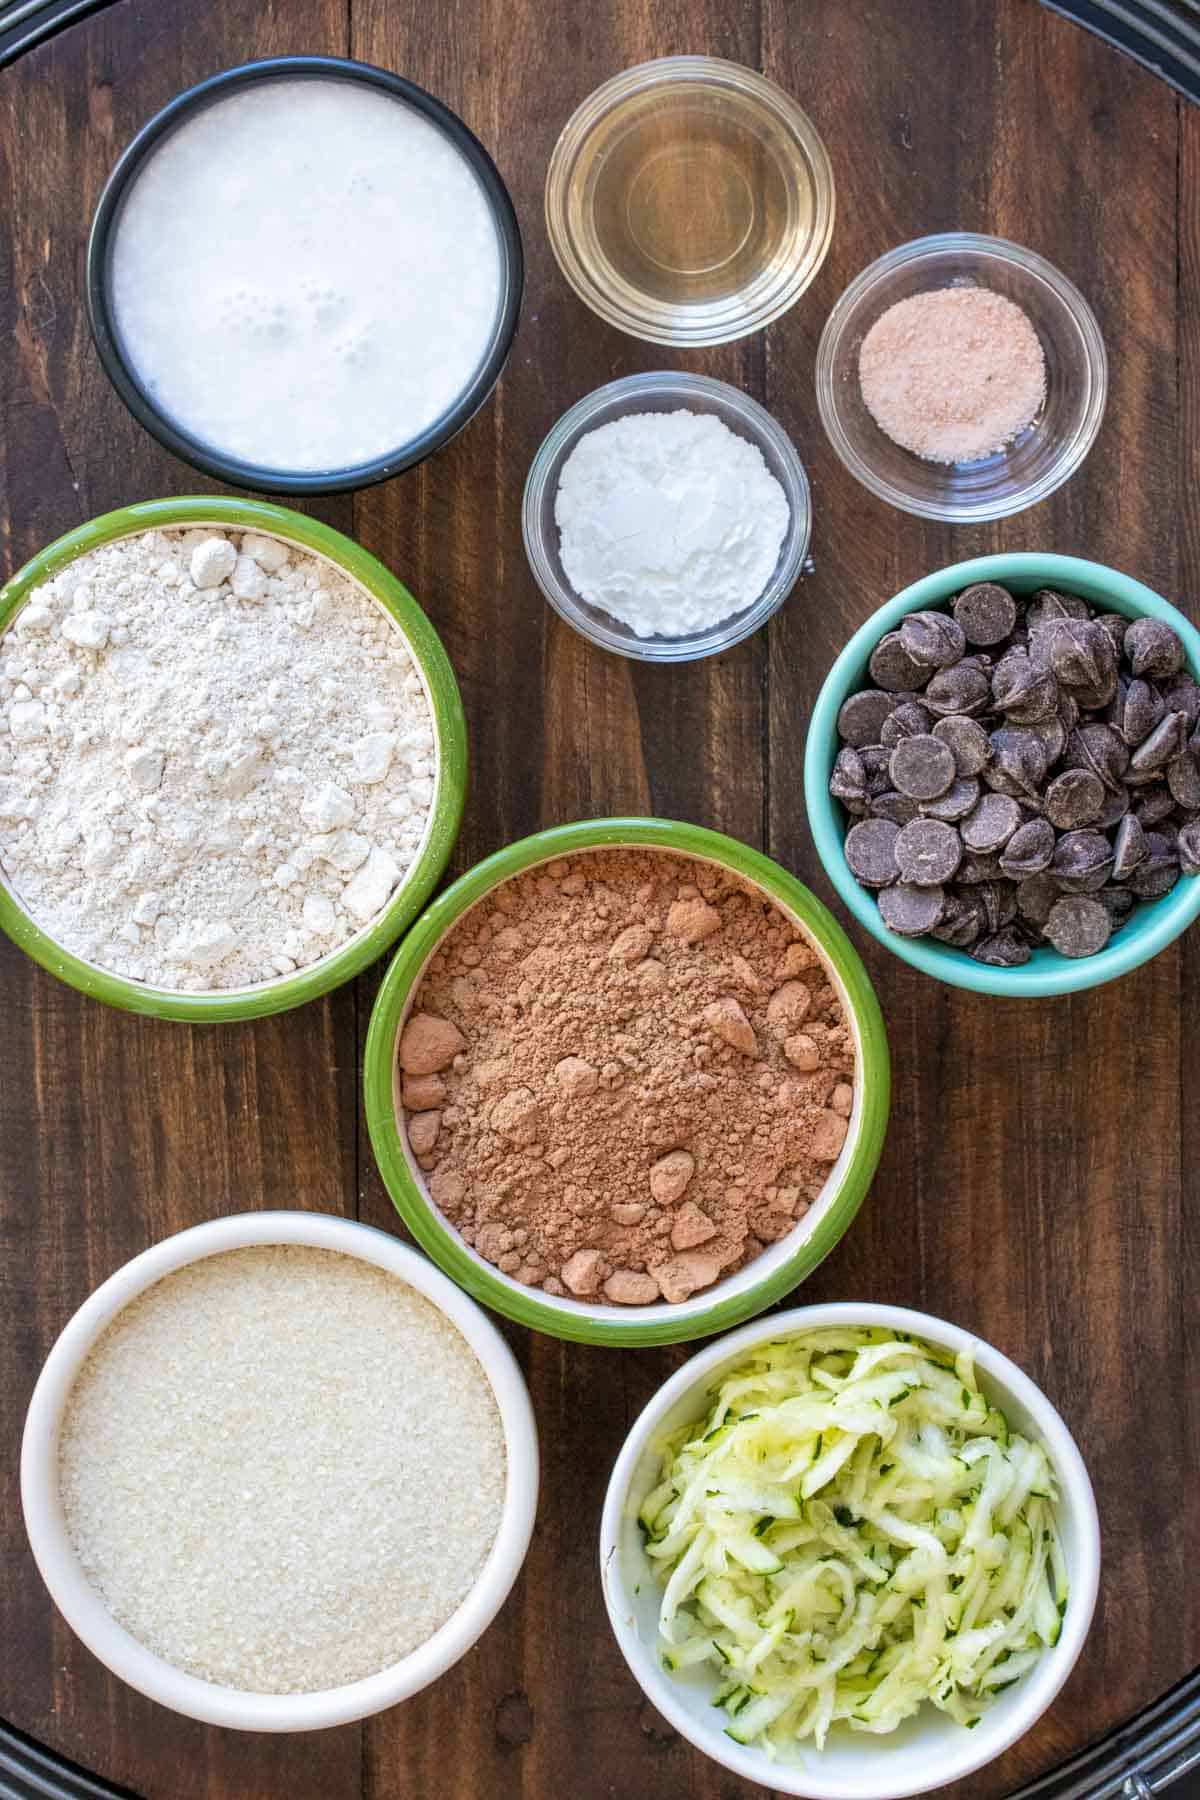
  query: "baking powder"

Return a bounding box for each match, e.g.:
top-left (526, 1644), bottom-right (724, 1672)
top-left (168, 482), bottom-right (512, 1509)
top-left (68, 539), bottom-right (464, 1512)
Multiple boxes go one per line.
top-left (554, 410), bottom-right (790, 639)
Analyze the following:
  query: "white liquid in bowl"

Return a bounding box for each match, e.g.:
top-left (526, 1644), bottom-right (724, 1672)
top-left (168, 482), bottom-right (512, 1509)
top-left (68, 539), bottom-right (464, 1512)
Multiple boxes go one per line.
top-left (109, 78), bottom-right (505, 472)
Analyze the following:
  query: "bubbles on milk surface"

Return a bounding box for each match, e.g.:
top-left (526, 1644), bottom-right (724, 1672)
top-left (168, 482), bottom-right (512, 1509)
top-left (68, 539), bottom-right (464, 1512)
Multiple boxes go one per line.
top-left (110, 80), bottom-right (504, 471)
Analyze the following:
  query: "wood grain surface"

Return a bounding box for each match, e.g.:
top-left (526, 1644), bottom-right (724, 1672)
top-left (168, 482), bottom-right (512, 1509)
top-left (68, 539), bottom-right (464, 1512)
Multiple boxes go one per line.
top-left (0, 2), bottom-right (1195, 1797)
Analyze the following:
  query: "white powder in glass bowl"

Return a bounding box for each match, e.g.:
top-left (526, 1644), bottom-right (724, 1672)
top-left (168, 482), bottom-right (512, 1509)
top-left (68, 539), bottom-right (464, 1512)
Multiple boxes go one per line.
top-left (0, 526), bottom-right (437, 989)
top-left (58, 1246), bottom-right (507, 1694)
top-left (554, 410), bottom-right (790, 639)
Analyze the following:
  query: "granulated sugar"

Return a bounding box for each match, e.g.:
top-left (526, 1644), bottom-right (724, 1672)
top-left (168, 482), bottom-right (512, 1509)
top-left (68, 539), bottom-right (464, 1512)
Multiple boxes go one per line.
top-left (58, 1246), bottom-right (506, 1694)
top-left (400, 849), bottom-right (856, 1306)
top-left (858, 286), bottom-right (1046, 464)
top-left (0, 527), bottom-right (436, 988)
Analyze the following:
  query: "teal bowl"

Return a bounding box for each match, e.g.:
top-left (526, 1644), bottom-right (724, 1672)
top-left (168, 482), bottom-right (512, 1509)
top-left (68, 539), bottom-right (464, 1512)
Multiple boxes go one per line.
top-left (364, 818), bottom-right (890, 1347)
top-left (805, 553), bottom-right (1200, 997)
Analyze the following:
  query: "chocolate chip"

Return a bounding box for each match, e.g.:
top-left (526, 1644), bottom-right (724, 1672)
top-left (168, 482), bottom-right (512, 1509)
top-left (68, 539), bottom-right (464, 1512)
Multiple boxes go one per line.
top-left (956, 850), bottom-right (1005, 884)
top-left (829, 747), bottom-right (868, 811)
top-left (1160, 673), bottom-right (1200, 726)
top-left (1126, 831), bottom-right (1180, 899)
top-left (880, 701), bottom-right (934, 747)
top-left (1027, 588), bottom-right (1091, 627)
top-left (985, 727), bottom-right (1046, 799)
top-left (1125, 617), bottom-right (1185, 680)
top-left (1040, 619), bottom-right (1117, 700)
top-left (878, 882), bottom-right (945, 937)
top-left (1065, 722), bottom-right (1129, 793)
top-left (932, 714), bottom-right (992, 776)
top-left (923, 663), bottom-right (992, 718)
top-left (1111, 813), bottom-right (1147, 880)
top-left (1028, 714), bottom-right (1067, 765)
top-left (895, 819), bottom-right (963, 886)
top-left (992, 652), bottom-right (1059, 724)
top-left (1052, 830), bottom-right (1114, 893)
top-left (1178, 819), bottom-right (1200, 875)
top-left (870, 632), bottom-right (931, 692)
top-left (844, 818), bottom-right (901, 887)
top-left (859, 745), bottom-right (893, 794)
top-left (1044, 768), bottom-right (1105, 830)
top-left (930, 893), bottom-right (985, 947)
top-left (961, 793), bottom-right (1022, 852)
top-left (889, 734), bottom-right (957, 801)
top-left (1044, 896), bottom-right (1112, 958)
top-left (1168, 750), bottom-right (1200, 810)
top-left (1096, 613), bottom-right (1129, 658)
top-left (977, 879), bottom-right (1018, 934)
top-left (1131, 711), bottom-right (1190, 773)
top-left (1133, 787), bottom-right (1176, 828)
top-left (952, 583), bottom-right (1017, 646)
top-left (971, 928), bottom-right (1032, 968)
top-left (1094, 785), bottom-right (1130, 830)
top-left (1110, 677), bottom-right (1164, 747)
top-left (900, 610), bottom-right (967, 669)
top-left (869, 790), bottom-right (922, 826)
top-left (1017, 871), bottom-right (1061, 926)
top-left (1097, 886), bottom-right (1136, 927)
top-left (920, 776), bottom-right (980, 822)
top-left (837, 689), bottom-right (897, 747)
top-left (999, 817), bottom-right (1056, 877)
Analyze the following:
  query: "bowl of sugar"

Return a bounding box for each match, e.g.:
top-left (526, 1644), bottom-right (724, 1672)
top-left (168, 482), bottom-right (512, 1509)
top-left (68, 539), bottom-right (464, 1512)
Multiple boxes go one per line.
top-left (87, 57), bottom-right (523, 493)
top-left (21, 1210), bottom-right (539, 1730)
top-left (0, 496), bottom-right (467, 1020)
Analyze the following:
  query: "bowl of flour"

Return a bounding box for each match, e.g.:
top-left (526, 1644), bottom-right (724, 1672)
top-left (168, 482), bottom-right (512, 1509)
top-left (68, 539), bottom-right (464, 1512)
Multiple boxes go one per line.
top-left (522, 372), bottom-right (811, 662)
top-left (0, 499), bottom-right (467, 1019)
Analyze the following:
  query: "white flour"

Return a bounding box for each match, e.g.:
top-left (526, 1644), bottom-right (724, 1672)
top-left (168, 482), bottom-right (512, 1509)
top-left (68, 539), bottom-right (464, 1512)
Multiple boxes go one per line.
top-left (0, 527), bottom-right (436, 990)
top-left (554, 409), bottom-right (790, 638)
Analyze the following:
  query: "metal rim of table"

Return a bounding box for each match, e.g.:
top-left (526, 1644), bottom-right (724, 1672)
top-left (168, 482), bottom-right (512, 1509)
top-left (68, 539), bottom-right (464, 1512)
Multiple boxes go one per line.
top-left (1, 0), bottom-right (1198, 1794)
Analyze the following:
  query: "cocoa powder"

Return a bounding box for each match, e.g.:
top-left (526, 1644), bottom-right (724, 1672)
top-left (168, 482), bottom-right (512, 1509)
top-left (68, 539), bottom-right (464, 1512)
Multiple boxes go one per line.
top-left (398, 849), bottom-right (856, 1306)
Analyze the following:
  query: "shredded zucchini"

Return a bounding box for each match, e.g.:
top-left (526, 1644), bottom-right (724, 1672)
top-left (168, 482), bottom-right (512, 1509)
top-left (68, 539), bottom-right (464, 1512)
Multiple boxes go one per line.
top-left (643, 1329), bottom-right (1066, 1756)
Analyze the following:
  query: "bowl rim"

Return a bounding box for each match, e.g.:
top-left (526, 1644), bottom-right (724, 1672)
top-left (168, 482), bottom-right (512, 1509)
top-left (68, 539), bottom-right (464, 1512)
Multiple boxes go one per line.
top-left (544, 53), bottom-right (835, 348)
top-left (814, 231), bottom-right (1108, 523)
top-left (521, 370), bottom-right (813, 663)
top-left (20, 1208), bottom-right (539, 1732)
top-left (364, 816), bottom-right (890, 1347)
top-left (599, 1299), bottom-right (1101, 1800)
top-left (0, 496), bottom-right (468, 1020)
top-left (804, 552), bottom-right (1200, 996)
top-left (85, 55), bottom-right (524, 496)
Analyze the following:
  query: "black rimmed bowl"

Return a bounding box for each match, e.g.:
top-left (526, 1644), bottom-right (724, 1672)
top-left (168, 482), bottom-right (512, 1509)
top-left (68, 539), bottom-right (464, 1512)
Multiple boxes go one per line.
top-left (86, 56), bottom-right (524, 496)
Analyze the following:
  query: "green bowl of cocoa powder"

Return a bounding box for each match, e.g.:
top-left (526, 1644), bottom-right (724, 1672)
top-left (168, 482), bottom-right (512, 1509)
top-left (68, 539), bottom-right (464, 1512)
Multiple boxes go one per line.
top-left (364, 818), bottom-right (890, 1347)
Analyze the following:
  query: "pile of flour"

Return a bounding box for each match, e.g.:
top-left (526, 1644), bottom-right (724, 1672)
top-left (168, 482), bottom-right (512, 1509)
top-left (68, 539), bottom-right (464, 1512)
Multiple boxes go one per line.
top-left (0, 527), bottom-right (436, 990)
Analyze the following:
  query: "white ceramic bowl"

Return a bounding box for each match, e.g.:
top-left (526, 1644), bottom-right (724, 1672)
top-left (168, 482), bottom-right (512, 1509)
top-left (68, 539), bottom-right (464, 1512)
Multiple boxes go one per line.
top-left (21, 1210), bottom-right (539, 1731)
top-left (600, 1301), bottom-right (1100, 1799)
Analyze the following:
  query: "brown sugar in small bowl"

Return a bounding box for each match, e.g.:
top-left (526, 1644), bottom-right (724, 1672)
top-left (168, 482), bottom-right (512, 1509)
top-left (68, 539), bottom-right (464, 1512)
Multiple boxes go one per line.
top-left (364, 818), bottom-right (890, 1347)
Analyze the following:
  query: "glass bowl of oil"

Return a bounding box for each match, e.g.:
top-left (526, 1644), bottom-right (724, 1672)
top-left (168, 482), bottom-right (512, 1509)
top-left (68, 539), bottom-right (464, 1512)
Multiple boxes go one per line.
top-left (545, 56), bottom-right (834, 348)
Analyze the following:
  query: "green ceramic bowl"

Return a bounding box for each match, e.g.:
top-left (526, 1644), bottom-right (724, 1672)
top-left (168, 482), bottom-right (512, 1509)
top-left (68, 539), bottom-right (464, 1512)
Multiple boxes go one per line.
top-left (0, 498), bottom-right (467, 1021)
top-left (806, 553), bottom-right (1200, 996)
top-left (364, 818), bottom-right (890, 1347)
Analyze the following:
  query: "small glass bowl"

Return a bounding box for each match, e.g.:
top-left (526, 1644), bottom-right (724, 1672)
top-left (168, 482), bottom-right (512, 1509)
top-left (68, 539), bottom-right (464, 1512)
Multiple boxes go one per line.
top-left (545, 56), bottom-right (834, 347)
top-left (815, 233), bottom-right (1107, 523)
top-left (521, 371), bottom-right (811, 663)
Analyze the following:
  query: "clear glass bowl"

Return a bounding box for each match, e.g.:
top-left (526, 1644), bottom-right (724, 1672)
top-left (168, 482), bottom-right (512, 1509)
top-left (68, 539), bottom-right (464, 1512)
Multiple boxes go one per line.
top-left (814, 233), bottom-right (1107, 523)
top-left (545, 56), bottom-right (834, 347)
top-left (521, 371), bottom-right (812, 663)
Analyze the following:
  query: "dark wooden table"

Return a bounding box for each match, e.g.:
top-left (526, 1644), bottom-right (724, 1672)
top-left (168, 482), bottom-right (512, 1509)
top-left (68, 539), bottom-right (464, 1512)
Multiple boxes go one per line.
top-left (2, 1), bottom-right (1197, 1796)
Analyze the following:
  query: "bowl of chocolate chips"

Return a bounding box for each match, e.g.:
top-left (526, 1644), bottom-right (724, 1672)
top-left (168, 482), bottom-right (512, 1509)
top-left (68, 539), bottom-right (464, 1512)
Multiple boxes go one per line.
top-left (806, 554), bottom-right (1200, 995)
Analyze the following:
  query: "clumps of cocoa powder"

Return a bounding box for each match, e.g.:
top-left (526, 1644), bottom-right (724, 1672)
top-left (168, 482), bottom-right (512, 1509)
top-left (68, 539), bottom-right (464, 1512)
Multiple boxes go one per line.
top-left (397, 850), bottom-right (856, 1307)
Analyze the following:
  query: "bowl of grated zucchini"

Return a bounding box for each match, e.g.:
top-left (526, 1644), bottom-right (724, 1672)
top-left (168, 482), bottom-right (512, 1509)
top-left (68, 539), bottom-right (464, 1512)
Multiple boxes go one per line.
top-left (599, 1302), bottom-right (1099, 1798)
